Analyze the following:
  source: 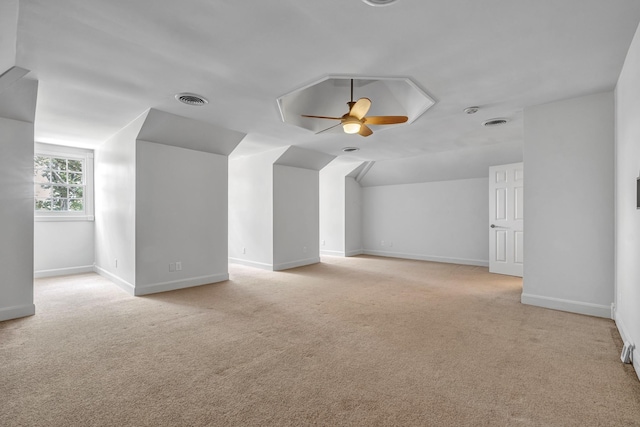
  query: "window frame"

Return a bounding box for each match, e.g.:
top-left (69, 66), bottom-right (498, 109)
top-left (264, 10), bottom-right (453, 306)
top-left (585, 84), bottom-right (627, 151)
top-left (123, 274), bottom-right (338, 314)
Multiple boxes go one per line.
top-left (34, 143), bottom-right (94, 222)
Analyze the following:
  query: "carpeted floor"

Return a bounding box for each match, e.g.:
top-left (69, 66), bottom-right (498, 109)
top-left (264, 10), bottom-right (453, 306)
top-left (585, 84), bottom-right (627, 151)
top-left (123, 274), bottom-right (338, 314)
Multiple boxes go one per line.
top-left (1, 255), bottom-right (639, 426)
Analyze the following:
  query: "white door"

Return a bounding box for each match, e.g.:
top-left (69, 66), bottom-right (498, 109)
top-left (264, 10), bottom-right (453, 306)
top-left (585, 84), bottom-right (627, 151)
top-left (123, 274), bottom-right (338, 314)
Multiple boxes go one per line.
top-left (489, 162), bottom-right (523, 277)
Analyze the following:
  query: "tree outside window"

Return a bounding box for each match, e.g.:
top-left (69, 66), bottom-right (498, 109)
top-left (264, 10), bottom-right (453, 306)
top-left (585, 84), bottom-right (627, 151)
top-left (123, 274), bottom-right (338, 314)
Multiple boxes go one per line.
top-left (34, 155), bottom-right (85, 212)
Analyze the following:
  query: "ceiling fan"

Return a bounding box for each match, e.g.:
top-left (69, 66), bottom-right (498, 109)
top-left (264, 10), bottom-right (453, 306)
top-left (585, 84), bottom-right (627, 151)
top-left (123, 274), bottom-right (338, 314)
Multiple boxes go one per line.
top-left (301, 79), bottom-right (408, 137)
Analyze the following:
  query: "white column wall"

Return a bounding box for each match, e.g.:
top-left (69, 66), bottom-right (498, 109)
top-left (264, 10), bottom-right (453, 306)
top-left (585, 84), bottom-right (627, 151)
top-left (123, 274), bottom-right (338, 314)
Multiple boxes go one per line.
top-left (94, 115), bottom-right (143, 293)
top-left (135, 141), bottom-right (229, 294)
top-left (0, 78), bottom-right (37, 321)
top-left (345, 177), bottom-right (363, 256)
top-left (615, 21), bottom-right (640, 378)
top-left (273, 165), bottom-right (320, 270)
top-left (228, 150), bottom-right (281, 269)
top-left (522, 91), bottom-right (614, 318)
top-left (319, 167), bottom-right (346, 256)
top-left (362, 177), bottom-right (489, 266)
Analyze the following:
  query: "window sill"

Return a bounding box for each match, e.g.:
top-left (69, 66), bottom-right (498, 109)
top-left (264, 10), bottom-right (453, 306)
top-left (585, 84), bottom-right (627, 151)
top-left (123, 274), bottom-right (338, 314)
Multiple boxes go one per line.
top-left (35, 215), bottom-right (95, 222)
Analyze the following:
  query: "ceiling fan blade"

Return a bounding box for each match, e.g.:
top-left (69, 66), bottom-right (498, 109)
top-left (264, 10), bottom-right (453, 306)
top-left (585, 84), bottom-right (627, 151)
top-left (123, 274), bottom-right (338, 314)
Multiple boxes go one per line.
top-left (358, 124), bottom-right (373, 137)
top-left (350, 98), bottom-right (371, 120)
top-left (301, 115), bottom-right (343, 120)
top-left (363, 116), bottom-right (408, 125)
top-left (316, 123), bottom-right (342, 134)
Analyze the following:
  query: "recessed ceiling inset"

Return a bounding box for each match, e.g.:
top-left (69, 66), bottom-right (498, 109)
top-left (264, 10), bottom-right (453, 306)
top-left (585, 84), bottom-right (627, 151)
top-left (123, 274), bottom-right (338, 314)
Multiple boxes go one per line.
top-left (342, 147), bottom-right (360, 152)
top-left (301, 79), bottom-right (408, 138)
top-left (277, 76), bottom-right (435, 135)
top-left (175, 93), bottom-right (209, 106)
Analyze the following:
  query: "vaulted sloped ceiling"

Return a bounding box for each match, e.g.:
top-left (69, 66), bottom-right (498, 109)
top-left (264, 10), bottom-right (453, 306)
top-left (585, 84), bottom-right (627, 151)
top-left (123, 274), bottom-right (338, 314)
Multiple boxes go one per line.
top-left (11, 0), bottom-right (640, 184)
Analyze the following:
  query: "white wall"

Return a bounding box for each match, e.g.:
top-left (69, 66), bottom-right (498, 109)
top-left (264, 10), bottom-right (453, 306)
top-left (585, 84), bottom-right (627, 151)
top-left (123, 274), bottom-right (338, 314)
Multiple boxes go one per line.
top-left (319, 166), bottom-right (346, 256)
top-left (94, 114), bottom-right (142, 292)
top-left (228, 149), bottom-right (282, 269)
top-left (615, 21), bottom-right (640, 378)
top-left (273, 165), bottom-right (320, 270)
top-left (34, 221), bottom-right (94, 277)
top-left (345, 177), bottom-right (363, 256)
top-left (0, 78), bottom-right (37, 321)
top-left (33, 143), bottom-right (95, 278)
top-left (135, 141), bottom-right (229, 294)
top-left (319, 159), bottom-right (364, 257)
top-left (362, 177), bottom-right (489, 266)
top-left (523, 91), bottom-right (614, 318)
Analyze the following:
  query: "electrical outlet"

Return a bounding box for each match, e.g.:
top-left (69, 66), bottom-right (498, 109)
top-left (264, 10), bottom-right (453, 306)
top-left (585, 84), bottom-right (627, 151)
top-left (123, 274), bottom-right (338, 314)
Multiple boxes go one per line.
top-left (176, 261), bottom-right (182, 271)
top-left (115, 259), bottom-right (118, 268)
top-left (169, 263), bottom-right (175, 272)
top-left (242, 247), bottom-right (246, 254)
top-left (381, 240), bottom-right (385, 246)
top-left (303, 246), bottom-right (307, 253)
top-left (621, 342), bottom-right (634, 364)
top-left (322, 240), bottom-right (325, 246)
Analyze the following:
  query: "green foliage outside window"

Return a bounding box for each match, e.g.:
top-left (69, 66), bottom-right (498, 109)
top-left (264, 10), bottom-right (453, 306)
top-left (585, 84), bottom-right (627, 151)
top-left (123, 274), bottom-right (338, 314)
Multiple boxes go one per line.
top-left (34, 155), bottom-right (85, 212)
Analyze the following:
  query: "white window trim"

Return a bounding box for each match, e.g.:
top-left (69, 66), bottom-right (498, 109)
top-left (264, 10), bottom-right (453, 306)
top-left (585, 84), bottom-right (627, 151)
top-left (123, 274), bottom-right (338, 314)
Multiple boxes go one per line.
top-left (34, 143), bottom-right (94, 222)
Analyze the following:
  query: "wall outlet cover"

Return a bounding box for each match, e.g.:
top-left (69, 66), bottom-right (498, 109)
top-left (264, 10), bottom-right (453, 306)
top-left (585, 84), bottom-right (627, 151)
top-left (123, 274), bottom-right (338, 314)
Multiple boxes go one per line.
top-left (621, 342), bottom-right (633, 364)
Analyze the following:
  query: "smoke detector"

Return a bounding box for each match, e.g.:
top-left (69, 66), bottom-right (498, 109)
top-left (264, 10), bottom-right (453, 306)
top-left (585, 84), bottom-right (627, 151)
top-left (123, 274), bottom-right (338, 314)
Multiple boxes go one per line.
top-left (362, 0), bottom-right (398, 6)
top-left (482, 118), bottom-right (509, 127)
top-left (175, 93), bottom-right (209, 106)
top-left (464, 106), bottom-right (479, 114)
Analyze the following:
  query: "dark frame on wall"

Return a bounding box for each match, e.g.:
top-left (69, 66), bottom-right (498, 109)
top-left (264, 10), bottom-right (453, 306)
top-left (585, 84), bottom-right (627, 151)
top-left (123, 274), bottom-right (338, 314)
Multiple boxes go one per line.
top-left (637, 177), bottom-right (640, 209)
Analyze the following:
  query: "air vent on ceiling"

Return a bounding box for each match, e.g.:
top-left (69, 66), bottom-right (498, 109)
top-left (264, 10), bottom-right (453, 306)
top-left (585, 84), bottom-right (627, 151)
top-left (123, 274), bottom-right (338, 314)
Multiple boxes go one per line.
top-left (175, 93), bottom-right (208, 106)
top-left (482, 118), bottom-right (508, 127)
top-left (342, 147), bottom-right (360, 153)
top-left (362, 0), bottom-right (398, 6)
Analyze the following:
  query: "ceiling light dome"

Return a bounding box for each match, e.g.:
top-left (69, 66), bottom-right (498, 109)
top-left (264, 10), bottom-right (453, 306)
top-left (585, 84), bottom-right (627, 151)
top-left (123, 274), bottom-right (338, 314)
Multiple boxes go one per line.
top-left (362, 0), bottom-right (398, 6)
top-left (343, 118), bottom-right (362, 134)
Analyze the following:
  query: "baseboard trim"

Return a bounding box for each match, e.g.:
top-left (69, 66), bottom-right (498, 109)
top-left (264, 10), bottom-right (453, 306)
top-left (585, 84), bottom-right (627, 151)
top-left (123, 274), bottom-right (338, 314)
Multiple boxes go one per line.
top-left (320, 250), bottom-right (345, 257)
top-left (615, 315), bottom-right (640, 382)
top-left (94, 265), bottom-right (135, 296)
top-left (134, 273), bottom-right (229, 296)
top-left (521, 293), bottom-right (611, 319)
top-left (362, 250), bottom-right (489, 267)
top-left (0, 303), bottom-right (35, 322)
top-left (228, 257), bottom-right (274, 271)
top-left (273, 257), bottom-right (321, 271)
top-left (346, 249), bottom-right (364, 257)
top-left (34, 265), bottom-right (95, 279)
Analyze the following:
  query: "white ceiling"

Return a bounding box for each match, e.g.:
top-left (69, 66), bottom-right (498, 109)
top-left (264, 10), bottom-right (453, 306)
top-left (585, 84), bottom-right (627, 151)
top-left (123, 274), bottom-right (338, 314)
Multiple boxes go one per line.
top-left (8, 0), bottom-right (640, 184)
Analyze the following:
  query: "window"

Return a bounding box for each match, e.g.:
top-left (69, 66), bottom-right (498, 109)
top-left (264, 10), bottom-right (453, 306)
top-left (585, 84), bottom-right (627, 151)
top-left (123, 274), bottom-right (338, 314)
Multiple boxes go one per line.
top-left (34, 143), bottom-right (94, 221)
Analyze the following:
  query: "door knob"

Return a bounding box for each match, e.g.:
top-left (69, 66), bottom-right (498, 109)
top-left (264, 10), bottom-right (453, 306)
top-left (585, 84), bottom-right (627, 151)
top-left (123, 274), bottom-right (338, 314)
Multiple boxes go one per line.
top-left (490, 224), bottom-right (496, 228)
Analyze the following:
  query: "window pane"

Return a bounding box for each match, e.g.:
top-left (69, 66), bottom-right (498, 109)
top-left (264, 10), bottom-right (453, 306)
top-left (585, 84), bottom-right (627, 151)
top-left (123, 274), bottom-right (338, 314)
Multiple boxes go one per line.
top-left (69, 199), bottom-right (84, 211)
top-left (68, 172), bottom-right (82, 184)
top-left (34, 170), bottom-right (52, 184)
top-left (34, 156), bottom-right (50, 169)
top-left (51, 171), bottom-right (67, 184)
top-left (52, 198), bottom-right (68, 211)
top-left (67, 160), bottom-right (83, 172)
top-left (35, 184), bottom-right (52, 198)
top-left (35, 199), bottom-right (52, 211)
top-left (52, 186), bottom-right (68, 198)
top-left (34, 152), bottom-right (89, 215)
top-left (68, 186), bottom-right (84, 198)
top-left (51, 158), bottom-right (67, 171)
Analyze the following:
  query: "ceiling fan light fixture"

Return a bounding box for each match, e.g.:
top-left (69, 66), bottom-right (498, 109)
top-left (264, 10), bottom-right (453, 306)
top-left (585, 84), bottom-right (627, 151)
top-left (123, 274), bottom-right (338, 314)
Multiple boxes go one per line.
top-left (343, 120), bottom-right (362, 134)
top-left (343, 123), bottom-right (361, 134)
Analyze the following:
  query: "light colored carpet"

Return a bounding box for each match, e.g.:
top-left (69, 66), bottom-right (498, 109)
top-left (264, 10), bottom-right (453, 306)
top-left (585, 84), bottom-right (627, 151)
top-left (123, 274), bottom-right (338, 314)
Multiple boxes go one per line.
top-left (1, 255), bottom-right (639, 426)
